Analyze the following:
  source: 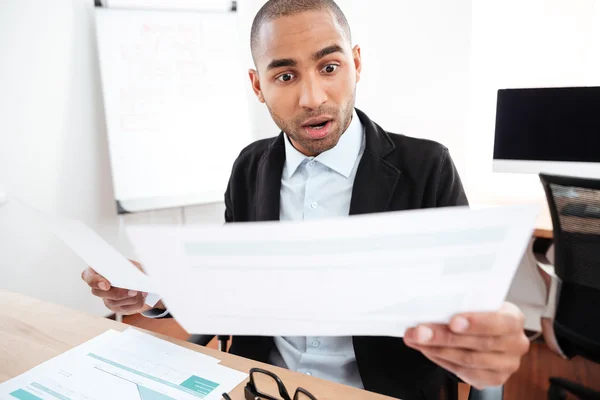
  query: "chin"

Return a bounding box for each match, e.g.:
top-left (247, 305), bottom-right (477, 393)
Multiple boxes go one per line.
top-left (308, 135), bottom-right (342, 154)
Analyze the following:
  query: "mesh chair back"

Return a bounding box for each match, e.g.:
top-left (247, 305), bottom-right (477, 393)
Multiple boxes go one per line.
top-left (539, 174), bottom-right (600, 362)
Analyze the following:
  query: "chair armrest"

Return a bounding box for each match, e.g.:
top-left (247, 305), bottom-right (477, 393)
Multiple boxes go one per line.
top-left (532, 240), bottom-right (567, 358)
top-left (468, 386), bottom-right (503, 400)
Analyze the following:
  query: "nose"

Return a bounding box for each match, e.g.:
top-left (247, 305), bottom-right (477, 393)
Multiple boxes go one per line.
top-left (298, 74), bottom-right (327, 109)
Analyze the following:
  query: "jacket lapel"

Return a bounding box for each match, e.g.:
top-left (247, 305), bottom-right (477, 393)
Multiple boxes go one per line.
top-left (255, 134), bottom-right (286, 221)
top-left (349, 109), bottom-right (402, 215)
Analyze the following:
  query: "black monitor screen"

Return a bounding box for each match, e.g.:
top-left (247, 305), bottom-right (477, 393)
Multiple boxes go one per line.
top-left (493, 87), bottom-right (600, 163)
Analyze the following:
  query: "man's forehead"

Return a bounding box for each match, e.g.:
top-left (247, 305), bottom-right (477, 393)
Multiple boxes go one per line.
top-left (254, 11), bottom-right (348, 66)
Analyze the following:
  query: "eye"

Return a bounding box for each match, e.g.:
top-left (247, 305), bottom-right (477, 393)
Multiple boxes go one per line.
top-left (322, 64), bottom-right (339, 74)
top-left (276, 73), bottom-right (296, 83)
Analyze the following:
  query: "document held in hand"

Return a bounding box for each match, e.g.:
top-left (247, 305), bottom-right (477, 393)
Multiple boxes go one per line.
top-left (125, 205), bottom-right (538, 337)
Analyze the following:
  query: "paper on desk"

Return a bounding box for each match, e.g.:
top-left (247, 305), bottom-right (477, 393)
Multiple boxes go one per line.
top-left (126, 205), bottom-right (538, 337)
top-left (0, 329), bottom-right (247, 400)
top-left (118, 327), bottom-right (220, 364)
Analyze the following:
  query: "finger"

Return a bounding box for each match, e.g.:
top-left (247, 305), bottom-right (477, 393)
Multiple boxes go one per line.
top-left (420, 351), bottom-right (463, 376)
top-left (105, 292), bottom-right (147, 308)
top-left (421, 347), bottom-right (521, 372)
top-left (105, 295), bottom-right (142, 308)
top-left (422, 351), bottom-right (464, 380)
top-left (450, 302), bottom-right (525, 336)
top-left (405, 326), bottom-right (529, 353)
top-left (421, 351), bottom-right (509, 389)
top-left (92, 287), bottom-right (138, 301)
top-left (117, 302), bottom-right (146, 315)
top-left (81, 267), bottom-right (111, 291)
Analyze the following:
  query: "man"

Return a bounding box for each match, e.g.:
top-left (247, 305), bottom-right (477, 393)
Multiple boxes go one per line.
top-left (82, 0), bottom-right (530, 398)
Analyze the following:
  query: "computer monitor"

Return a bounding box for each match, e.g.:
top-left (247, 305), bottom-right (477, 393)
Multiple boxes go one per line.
top-left (493, 86), bottom-right (600, 178)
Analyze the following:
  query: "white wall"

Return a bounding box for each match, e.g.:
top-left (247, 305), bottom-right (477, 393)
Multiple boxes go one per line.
top-left (465, 0), bottom-right (600, 203)
top-left (0, 0), bottom-right (471, 315)
top-left (0, 0), bottom-right (225, 316)
top-left (343, 0), bottom-right (472, 173)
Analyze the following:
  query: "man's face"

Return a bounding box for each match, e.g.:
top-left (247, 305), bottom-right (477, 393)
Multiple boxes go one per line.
top-left (249, 10), bottom-right (362, 156)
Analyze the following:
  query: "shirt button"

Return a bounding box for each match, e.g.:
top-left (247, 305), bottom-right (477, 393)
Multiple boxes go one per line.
top-left (308, 161), bottom-right (316, 168)
top-left (312, 340), bottom-right (320, 348)
top-left (305, 371), bottom-right (312, 376)
top-left (310, 202), bottom-right (318, 209)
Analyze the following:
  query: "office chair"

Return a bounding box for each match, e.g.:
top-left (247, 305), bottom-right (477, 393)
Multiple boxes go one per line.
top-left (535, 173), bottom-right (600, 400)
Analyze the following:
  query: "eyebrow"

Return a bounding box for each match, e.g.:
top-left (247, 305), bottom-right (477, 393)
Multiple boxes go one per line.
top-left (312, 44), bottom-right (344, 61)
top-left (266, 44), bottom-right (345, 71)
top-left (267, 58), bottom-right (297, 71)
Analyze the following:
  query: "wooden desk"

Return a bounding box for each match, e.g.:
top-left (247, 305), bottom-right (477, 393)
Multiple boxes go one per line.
top-left (533, 203), bottom-right (553, 239)
top-left (534, 228), bottom-right (553, 239)
top-left (0, 290), bottom-right (392, 400)
top-left (504, 341), bottom-right (600, 399)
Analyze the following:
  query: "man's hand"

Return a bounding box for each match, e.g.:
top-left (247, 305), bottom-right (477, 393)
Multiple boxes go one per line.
top-left (403, 302), bottom-right (530, 389)
top-left (81, 262), bottom-right (157, 315)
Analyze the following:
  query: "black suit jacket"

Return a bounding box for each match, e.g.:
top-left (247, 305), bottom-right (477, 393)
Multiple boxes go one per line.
top-left (223, 109), bottom-right (469, 399)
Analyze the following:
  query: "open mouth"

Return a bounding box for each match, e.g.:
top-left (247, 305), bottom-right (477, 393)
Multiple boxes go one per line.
top-left (304, 120), bottom-right (332, 139)
top-left (308, 121), bottom-right (328, 129)
top-left (302, 116), bottom-right (333, 139)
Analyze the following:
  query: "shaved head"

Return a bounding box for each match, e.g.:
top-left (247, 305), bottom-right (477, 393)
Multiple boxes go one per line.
top-left (251, 0), bottom-right (351, 64)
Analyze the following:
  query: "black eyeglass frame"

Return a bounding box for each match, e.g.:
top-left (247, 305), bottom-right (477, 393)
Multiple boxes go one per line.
top-left (222, 367), bottom-right (317, 400)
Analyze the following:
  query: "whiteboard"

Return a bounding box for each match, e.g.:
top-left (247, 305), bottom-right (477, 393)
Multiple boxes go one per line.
top-left (95, 7), bottom-right (252, 213)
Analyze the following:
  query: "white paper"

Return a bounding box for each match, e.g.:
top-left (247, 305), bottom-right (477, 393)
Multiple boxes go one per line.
top-left (45, 217), bottom-right (157, 295)
top-left (117, 328), bottom-right (220, 365)
top-left (0, 187), bottom-right (7, 206)
top-left (0, 329), bottom-right (246, 400)
top-left (126, 205), bottom-right (538, 337)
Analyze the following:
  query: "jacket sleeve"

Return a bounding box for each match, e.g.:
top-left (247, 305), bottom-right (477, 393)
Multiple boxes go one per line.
top-left (435, 148), bottom-right (469, 207)
top-left (224, 183), bottom-right (233, 223)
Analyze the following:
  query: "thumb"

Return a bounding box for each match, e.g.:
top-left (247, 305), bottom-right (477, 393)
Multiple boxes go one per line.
top-left (81, 267), bottom-right (111, 291)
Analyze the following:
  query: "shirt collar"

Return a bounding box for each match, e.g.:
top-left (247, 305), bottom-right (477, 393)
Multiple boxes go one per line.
top-left (283, 109), bottom-right (363, 179)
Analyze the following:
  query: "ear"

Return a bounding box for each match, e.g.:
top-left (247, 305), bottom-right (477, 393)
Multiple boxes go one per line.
top-left (248, 69), bottom-right (265, 103)
top-left (352, 45), bottom-right (362, 83)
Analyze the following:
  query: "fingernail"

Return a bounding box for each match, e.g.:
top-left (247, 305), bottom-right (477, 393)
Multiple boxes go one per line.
top-left (128, 290), bottom-right (138, 297)
top-left (98, 282), bottom-right (109, 291)
top-left (416, 326), bottom-right (433, 343)
top-left (452, 316), bottom-right (470, 333)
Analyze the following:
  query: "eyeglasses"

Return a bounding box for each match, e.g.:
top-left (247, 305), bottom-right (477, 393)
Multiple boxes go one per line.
top-left (222, 368), bottom-right (317, 400)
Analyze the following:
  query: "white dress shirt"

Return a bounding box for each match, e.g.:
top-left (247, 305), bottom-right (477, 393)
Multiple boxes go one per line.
top-left (268, 110), bottom-right (366, 389)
